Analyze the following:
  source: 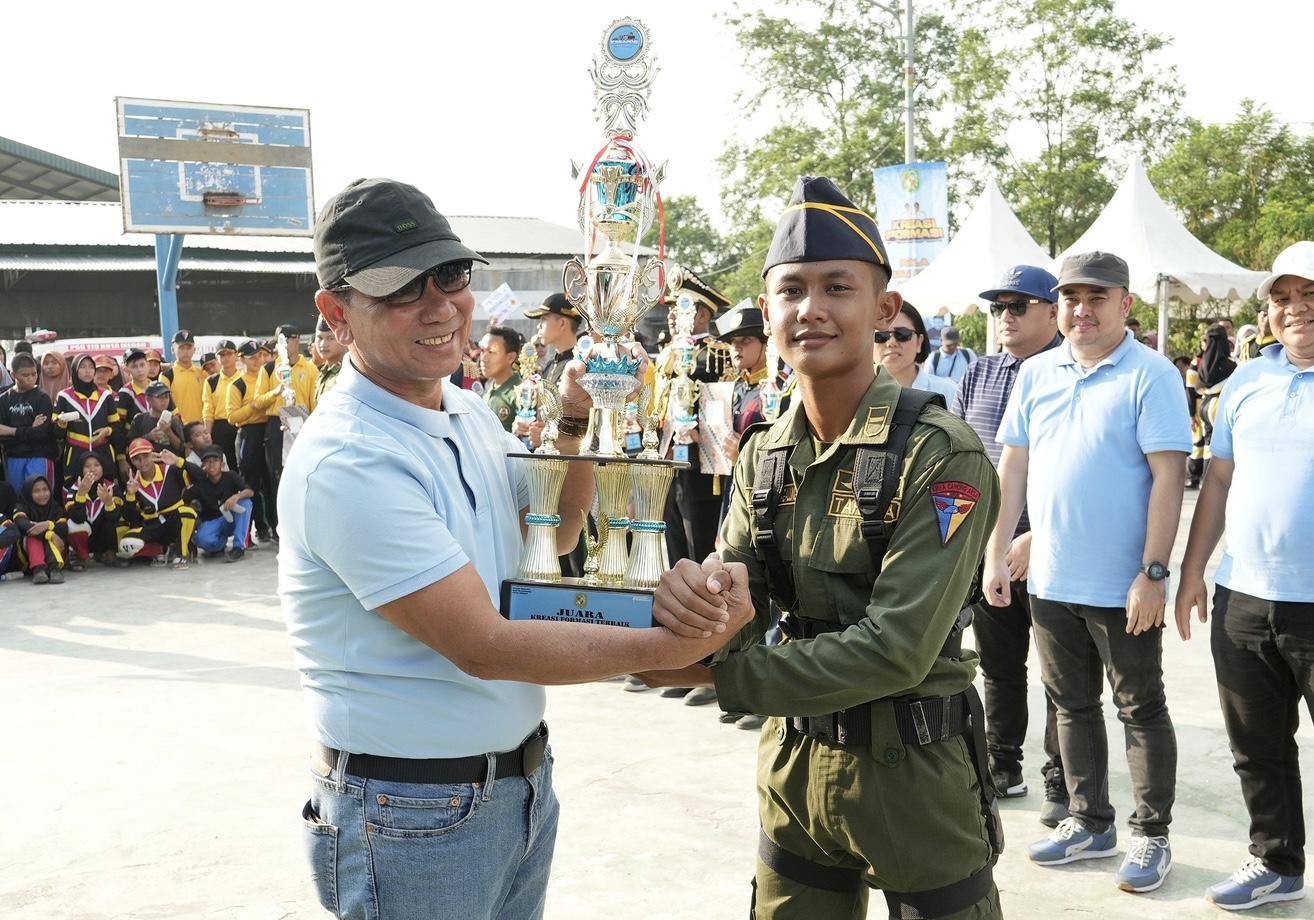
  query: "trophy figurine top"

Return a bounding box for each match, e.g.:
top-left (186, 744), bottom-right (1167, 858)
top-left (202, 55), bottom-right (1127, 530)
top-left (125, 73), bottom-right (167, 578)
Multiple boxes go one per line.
top-left (561, 19), bottom-right (667, 456)
top-left (668, 293), bottom-right (701, 436)
top-left (513, 344), bottom-right (563, 454)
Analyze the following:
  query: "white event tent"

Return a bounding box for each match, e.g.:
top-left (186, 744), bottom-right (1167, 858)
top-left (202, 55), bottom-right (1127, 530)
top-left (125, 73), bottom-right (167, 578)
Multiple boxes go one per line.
top-left (1049, 160), bottom-right (1267, 353)
top-left (893, 178), bottom-right (1050, 353)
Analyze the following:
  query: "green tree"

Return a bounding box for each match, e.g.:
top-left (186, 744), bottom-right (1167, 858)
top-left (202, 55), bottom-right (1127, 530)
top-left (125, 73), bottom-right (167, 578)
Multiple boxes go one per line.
top-left (943, 0), bottom-right (1186, 255)
top-left (661, 194), bottom-right (727, 272)
top-left (1150, 101), bottom-right (1314, 271)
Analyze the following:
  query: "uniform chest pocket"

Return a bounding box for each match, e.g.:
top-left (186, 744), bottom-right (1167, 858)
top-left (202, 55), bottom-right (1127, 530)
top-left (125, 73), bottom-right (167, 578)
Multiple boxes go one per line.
top-left (805, 517), bottom-right (877, 622)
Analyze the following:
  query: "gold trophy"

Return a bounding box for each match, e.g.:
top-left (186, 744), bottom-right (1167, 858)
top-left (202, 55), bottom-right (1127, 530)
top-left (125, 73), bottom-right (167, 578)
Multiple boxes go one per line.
top-left (499, 18), bottom-right (685, 629)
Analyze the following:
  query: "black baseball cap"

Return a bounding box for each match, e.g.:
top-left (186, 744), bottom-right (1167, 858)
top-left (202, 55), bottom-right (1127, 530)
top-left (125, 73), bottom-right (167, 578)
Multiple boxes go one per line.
top-left (314, 178), bottom-right (489, 297)
top-left (236, 340), bottom-right (259, 357)
top-left (144, 381), bottom-right (170, 398)
top-left (275, 324), bottom-right (300, 339)
top-left (172, 329), bottom-right (195, 345)
top-left (124, 347), bottom-right (147, 364)
top-left (201, 352), bottom-right (217, 365)
top-left (215, 339), bottom-right (237, 353)
top-left (199, 445), bottom-right (224, 461)
top-left (1054, 251), bottom-right (1130, 291)
top-left (523, 292), bottom-right (581, 320)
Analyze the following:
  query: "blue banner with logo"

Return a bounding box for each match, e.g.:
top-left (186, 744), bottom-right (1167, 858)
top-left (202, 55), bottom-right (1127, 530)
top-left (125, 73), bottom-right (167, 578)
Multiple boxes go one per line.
top-left (873, 162), bottom-right (950, 284)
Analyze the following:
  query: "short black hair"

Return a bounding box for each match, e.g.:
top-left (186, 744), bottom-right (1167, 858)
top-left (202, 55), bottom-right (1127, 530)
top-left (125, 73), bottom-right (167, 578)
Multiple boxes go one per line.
top-left (486, 325), bottom-right (524, 356)
top-left (11, 353), bottom-right (37, 374)
top-left (897, 302), bottom-right (933, 364)
top-left (183, 421), bottom-right (205, 444)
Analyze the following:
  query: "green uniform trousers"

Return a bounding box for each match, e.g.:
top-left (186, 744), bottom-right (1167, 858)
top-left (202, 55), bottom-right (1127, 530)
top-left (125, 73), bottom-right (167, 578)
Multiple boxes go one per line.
top-left (754, 714), bottom-right (1002, 920)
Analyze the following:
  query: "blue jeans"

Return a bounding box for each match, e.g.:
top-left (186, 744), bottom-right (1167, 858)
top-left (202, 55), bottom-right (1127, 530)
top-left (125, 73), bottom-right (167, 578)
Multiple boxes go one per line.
top-left (301, 746), bottom-right (558, 920)
top-left (193, 499), bottom-right (253, 552)
top-left (5, 456), bottom-right (53, 491)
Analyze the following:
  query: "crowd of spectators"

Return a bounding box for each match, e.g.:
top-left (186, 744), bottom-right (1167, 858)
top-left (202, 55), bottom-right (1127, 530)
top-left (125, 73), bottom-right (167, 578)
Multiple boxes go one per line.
top-left (0, 323), bottom-right (342, 582)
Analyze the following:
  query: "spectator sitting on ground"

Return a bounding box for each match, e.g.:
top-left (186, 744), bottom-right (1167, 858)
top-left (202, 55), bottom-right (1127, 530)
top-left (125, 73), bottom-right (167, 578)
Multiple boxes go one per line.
top-left (185, 444), bottom-right (253, 562)
top-left (14, 473), bottom-right (68, 584)
top-left (184, 421), bottom-right (228, 470)
top-left (64, 451), bottom-right (124, 569)
top-left (0, 478), bottom-right (20, 578)
top-left (119, 439), bottom-right (196, 571)
top-left (128, 381), bottom-right (185, 453)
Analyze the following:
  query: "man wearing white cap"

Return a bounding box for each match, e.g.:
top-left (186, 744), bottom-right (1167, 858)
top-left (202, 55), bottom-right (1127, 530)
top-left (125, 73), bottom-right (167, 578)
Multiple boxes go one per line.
top-left (1175, 240), bottom-right (1314, 911)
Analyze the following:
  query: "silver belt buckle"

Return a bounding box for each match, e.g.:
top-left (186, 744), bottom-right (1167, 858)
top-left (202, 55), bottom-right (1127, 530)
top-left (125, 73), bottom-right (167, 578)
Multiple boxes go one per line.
top-left (909, 700), bottom-right (933, 745)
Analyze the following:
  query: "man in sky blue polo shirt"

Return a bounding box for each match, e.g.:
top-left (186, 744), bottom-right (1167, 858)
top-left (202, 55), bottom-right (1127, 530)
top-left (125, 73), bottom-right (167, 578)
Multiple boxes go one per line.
top-left (280, 178), bottom-right (752, 920)
top-left (983, 251), bottom-right (1191, 894)
top-left (952, 264), bottom-right (1066, 823)
top-left (1175, 241), bottom-right (1314, 912)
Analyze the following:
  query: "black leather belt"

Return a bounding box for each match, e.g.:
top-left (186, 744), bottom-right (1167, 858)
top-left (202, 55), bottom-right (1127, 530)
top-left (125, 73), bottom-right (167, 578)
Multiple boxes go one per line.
top-left (316, 722), bottom-right (548, 785)
top-left (791, 694), bottom-right (969, 747)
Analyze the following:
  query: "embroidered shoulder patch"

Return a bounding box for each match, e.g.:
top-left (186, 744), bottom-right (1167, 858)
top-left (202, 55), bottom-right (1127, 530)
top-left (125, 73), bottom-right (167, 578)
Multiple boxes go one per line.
top-left (930, 481), bottom-right (980, 545)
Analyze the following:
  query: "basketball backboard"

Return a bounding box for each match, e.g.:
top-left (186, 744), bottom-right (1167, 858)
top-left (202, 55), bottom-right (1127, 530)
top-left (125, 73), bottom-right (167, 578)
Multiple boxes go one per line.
top-left (116, 97), bottom-right (313, 237)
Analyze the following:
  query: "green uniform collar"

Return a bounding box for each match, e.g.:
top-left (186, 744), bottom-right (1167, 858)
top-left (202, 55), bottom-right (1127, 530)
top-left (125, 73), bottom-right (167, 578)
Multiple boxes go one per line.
top-left (758, 370), bottom-right (900, 455)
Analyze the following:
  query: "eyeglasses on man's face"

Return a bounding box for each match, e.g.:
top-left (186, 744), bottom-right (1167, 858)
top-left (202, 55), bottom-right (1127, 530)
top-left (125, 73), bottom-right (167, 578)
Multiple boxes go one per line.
top-left (989, 299), bottom-right (1045, 317)
top-left (376, 260), bottom-right (474, 305)
top-left (874, 328), bottom-right (916, 344)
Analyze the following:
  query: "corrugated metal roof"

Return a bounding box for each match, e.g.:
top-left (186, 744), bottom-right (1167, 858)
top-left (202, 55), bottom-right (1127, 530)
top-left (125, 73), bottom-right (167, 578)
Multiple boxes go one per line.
top-left (0, 254), bottom-right (314, 273)
top-left (0, 199), bottom-right (610, 258)
top-left (0, 136), bottom-right (120, 202)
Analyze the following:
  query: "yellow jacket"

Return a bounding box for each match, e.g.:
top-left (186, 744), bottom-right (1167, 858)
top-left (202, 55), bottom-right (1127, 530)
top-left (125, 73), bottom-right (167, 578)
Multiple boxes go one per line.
top-left (203, 367), bottom-right (244, 426)
top-left (226, 370), bottom-right (265, 428)
top-left (162, 362), bottom-right (208, 426)
top-left (253, 355), bottom-right (318, 418)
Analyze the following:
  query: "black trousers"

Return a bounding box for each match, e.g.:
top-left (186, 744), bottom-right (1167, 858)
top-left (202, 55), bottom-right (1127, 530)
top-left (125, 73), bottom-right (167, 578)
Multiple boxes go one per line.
top-left (237, 424), bottom-right (273, 536)
top-left (264, 417), bottom-right (284, 528)
top-left (971, 580), bottom-right (1062, 779)
top-left (212, 418), bottom-right (238, 471)
top-left (1211, 585), bottom-right (1314, 877)
top-left (1031, 596), bottom-right (1177, 837)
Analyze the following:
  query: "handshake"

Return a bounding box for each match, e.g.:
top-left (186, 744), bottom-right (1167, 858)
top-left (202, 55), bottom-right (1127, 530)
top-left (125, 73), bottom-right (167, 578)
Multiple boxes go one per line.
top-left (641, 553), bottom-right (754, 688)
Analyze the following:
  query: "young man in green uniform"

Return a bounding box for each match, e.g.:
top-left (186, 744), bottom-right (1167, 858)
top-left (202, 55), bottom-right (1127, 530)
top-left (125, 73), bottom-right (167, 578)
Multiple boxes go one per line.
top-left (478, 325), bottom-right (523, 433)
top-left (640, 176), bottom-right (1004, 919)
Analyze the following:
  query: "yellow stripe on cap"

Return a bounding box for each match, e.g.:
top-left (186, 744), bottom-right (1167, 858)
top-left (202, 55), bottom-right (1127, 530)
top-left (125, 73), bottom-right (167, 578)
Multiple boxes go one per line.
top-left (780, 202), bottom-right (887, 266)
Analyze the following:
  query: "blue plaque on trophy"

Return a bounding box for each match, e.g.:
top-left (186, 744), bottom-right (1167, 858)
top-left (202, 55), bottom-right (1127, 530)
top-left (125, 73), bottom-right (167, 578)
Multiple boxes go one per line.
top-left (500, 580), bottom-right (654, 629)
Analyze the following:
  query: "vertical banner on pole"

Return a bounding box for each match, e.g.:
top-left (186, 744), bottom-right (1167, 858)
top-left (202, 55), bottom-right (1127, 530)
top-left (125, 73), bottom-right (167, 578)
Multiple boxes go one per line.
top-left (873, 162), bottom-right (949, 285)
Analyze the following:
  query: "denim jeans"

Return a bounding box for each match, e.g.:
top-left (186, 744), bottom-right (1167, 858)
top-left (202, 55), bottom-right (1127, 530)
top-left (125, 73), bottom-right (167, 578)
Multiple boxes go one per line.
top-left (1030, 596), bottom-right (1177, 837)
top-left (971, 580), bottom-right (1061, 779)
top-left (1211, 585), bottom-right (1314, 877)
top-left (301, 746), bottom-right (558, 920)
top-left (194, 499), bottom-right (253, 552)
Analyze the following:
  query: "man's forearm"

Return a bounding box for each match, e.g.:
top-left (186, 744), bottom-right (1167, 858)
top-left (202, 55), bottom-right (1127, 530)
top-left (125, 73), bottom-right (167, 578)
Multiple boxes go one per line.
top-left (1179, 458), bottom-right (1231, 577)
top-left (1143, 453), bottom-right (1187, 566)
top-left (986, 446), bottom-right (1028, 557)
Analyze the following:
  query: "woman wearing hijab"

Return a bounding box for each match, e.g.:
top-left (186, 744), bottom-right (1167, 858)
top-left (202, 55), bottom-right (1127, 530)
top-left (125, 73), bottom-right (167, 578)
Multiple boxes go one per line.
top-left (53, 354), bottom-right (122, 477)
top-left (38, 349), bottom-right (72, 405)
top-left (13, 473), bottom-right (67, 584)
top-left (64, 450), bottom-right (125, 569)
top-left (1188, 323), bottom-right (1237, 485)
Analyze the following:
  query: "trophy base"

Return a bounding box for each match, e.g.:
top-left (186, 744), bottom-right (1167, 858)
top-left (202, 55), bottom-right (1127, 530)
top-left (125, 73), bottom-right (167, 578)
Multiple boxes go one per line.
top-left (507, 452), bottom-right (689, 469)
top-left (500, 578), bottom-right (654, 629)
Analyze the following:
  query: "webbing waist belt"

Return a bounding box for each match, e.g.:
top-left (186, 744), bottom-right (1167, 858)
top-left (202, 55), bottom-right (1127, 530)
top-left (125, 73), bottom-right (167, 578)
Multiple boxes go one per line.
top-left (790, 692), bottom-right (969, 747)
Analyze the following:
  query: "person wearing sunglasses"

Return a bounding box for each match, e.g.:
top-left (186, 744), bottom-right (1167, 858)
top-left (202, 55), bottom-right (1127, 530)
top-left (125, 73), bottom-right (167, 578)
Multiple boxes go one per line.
top-left (952, 265), bottom-right (1065, 825)
top-left (283, 178), bottom-right (754, 920)
top-left (983, 251), bottom-right (1191, 895)
top-left (874, 302), bottom-right (957, 401)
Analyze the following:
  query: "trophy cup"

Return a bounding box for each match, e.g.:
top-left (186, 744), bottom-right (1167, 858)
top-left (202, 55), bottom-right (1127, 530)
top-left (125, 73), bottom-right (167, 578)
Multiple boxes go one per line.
top-left (499, 18), bottom-right (686, 629)
top-left (759, 332), bottom-right (783, 422)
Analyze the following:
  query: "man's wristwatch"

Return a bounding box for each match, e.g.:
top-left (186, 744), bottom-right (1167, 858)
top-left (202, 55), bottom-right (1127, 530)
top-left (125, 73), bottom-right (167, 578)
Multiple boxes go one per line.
top-left (1140, 561), bottom-right (1170, 581)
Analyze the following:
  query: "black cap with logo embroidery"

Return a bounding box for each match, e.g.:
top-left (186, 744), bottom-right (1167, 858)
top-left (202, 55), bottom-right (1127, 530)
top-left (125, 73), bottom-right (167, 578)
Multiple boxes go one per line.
top-left (314, 178), bottom-right (489, 297)
top-left (171, 329), bottom-right (195, 345)
top-left (523, 292), bottom-right (581, 320)
top-left (236, 340), bottom-right (259, 358)
top-left (763, 176), bottom-right (890, 279)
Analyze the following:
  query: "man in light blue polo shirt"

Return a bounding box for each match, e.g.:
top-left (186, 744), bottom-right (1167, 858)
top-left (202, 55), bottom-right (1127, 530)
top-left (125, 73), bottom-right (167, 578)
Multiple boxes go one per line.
top-left (282, 178), bottom-right (753, 920)
top-left (983, 251), bottom-right (1191, 894)
top-left (1175, 241), bottom-right (1314, 912)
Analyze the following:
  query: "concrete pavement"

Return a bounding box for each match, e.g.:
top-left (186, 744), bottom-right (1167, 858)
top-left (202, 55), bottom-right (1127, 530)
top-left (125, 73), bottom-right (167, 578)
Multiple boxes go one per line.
top-left (2, 490), bottom-right (1311, 919)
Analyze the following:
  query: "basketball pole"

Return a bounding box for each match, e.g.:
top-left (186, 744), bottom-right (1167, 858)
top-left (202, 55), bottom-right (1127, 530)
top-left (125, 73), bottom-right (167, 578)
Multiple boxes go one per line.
top-left (155, 233), bottom-right (183, 361)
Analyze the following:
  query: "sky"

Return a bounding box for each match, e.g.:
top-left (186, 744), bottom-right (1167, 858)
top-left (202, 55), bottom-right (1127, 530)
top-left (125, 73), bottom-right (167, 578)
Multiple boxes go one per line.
top-left (6, 0), bottom-right (1312, 232)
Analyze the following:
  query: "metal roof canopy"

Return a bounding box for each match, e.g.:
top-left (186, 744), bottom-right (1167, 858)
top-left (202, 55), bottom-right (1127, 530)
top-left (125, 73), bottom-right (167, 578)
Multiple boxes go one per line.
top-left (0, 136), bottom-right (120, 202)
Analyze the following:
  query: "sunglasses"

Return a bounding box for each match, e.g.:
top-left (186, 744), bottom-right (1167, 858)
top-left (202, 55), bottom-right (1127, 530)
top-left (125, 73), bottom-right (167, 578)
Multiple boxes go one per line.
top-left (375, 260), bottom-right (474, 305)
top-left (874, 328), bottom-right (916, 344)
top-left (989, 299), bottom-right (1045, 317)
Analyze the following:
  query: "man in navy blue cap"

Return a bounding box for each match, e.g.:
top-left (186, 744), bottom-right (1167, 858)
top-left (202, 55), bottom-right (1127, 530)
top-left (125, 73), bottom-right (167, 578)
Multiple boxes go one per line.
top-left (638, 176), bottom-right (1004, 919)
top-left (953, 264), bottom-right (1066, 823)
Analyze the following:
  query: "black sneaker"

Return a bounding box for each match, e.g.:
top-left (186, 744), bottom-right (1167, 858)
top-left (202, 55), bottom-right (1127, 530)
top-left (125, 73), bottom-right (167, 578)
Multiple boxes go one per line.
top-left (992, 767), bottom-right (1029, 798)
top-left (32, 568), bottom-right (49, 585)
top-left (225, 547), bottom-right (245, 563)
top-left (47, 566), bottom-right (65, 584)
top-left (1040, 767), bottom-right (1071, 828)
